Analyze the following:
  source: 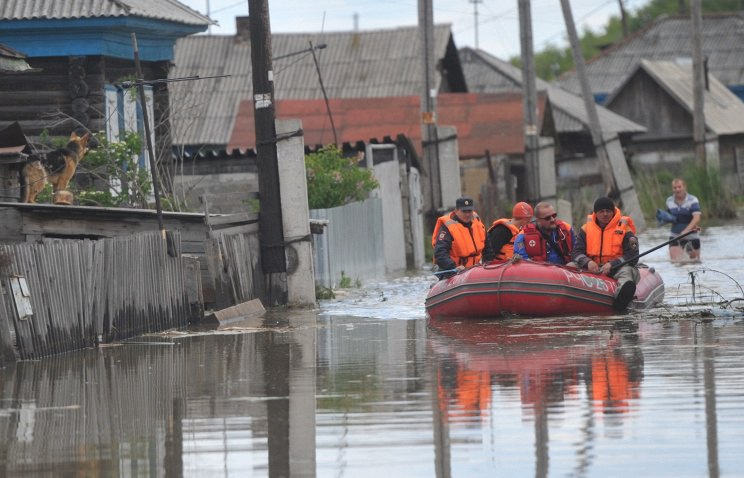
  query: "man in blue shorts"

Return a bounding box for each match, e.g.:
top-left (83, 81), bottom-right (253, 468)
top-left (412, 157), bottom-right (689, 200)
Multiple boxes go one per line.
top-left (660, 178), bottom-right (701, 261)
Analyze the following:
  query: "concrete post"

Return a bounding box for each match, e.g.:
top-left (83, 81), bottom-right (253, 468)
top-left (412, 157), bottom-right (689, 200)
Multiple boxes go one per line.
top-left (437, 125), bottom-right (462, 210)
top-left (276, 119), bottom-right (316, 306)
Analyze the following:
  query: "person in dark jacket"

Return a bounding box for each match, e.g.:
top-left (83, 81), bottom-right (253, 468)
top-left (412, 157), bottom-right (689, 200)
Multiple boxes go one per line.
top-left (432, 197), bottom-right (486, 279)
top-left (571, 197), bottom-right (640, 311)
top-left (481, 201), bottom-right (533, 263)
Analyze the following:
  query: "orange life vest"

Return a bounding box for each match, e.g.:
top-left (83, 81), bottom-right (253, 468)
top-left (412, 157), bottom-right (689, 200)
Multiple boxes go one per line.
top-left (487, 218), bottom-right (521, 260)
top-left (432, 212), bottom-right (486, 267)
top-left (522, 220), bottom-right (573, 262)
top-left (582, 208), bottom-right (635, 265)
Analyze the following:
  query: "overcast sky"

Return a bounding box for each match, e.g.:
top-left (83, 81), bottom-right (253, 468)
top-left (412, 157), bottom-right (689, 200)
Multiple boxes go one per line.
top-left (179, 0), bottom-right (652, 60)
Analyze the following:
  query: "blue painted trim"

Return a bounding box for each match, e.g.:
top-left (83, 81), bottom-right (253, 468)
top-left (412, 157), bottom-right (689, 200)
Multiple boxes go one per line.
top-left (594, 93), bottom-right (608, 104)
top-left (728, 84), bottom-right (744, 103)
top-left (0, 18), bottom-right (205, 61)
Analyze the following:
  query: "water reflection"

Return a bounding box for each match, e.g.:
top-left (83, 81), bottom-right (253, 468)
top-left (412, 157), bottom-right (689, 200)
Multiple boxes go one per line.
top-left (0, 305), bottom-right (743, 476)
top-left (0, 312), bottom-right (318, 477)
top-left (428, 316), bottom-right (646, 477)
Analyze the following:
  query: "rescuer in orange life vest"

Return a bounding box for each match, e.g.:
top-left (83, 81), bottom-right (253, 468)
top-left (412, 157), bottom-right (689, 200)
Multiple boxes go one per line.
top-left (481, 201), bottom-right (533, 263)
top-left (512, 202), bottom-right (576, 264)
top-left (432, 197), bottom-right (486, 279)
top-left (571, 196), bottom-right (640, 311)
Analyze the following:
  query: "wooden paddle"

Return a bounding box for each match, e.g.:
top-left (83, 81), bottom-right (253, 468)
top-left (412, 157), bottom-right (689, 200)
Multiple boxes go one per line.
top-left (610, 227), bottom-right (700, 271)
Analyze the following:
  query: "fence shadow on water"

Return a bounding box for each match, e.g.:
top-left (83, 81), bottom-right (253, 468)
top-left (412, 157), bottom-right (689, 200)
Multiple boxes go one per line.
top-left (0, 232), bottom-right (198, 360)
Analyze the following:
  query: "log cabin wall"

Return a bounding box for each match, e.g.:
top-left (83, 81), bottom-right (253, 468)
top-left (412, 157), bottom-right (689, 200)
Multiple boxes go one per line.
top-left (0, 55), bottom-right (172, 163)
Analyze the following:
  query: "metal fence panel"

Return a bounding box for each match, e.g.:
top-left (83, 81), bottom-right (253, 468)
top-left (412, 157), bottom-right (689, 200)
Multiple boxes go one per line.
top-left (310, 198), bottom-right (385, 288)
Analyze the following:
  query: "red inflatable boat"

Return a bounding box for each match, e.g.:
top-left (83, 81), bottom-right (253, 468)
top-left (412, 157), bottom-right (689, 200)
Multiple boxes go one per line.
top-left (425, 260), bottom-right (664, 318)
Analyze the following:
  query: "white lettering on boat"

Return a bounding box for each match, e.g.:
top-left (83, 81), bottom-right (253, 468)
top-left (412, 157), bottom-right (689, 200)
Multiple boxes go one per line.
top-left (561, 270), bottom-right (616, 293)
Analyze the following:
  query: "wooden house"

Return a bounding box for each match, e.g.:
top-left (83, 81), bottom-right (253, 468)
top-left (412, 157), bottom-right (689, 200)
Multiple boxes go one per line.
top-left (0, 0), bottom-right (211, 202)
top-left (459, 47), bottom-right (647, 216)
top-left (557, 13), bottom-right (744, 103)
top-left (605, 59), bottom-right (744, 193)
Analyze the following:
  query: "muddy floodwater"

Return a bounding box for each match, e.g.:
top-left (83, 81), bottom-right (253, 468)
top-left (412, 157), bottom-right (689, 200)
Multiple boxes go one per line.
top-left (1, 225), bottom-right (744, 477)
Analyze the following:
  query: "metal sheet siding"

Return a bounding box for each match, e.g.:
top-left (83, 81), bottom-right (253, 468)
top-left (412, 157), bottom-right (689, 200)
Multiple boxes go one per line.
top-left (170, 25), bottom-right (453, 147)
top-left (310, 198), bottom-right (385, 288)
top-left (0, 0), bottom-right (210, 25)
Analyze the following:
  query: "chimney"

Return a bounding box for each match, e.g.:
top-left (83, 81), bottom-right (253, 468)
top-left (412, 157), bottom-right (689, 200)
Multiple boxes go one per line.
top-left (236, 16), bottom-right (250, 42)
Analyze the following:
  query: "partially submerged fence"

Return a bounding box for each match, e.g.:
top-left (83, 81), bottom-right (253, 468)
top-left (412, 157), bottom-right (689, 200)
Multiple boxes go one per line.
top-left (310, 198), bottom-right (386, 288)
top-left (0, 232), bottom-right (201, 360)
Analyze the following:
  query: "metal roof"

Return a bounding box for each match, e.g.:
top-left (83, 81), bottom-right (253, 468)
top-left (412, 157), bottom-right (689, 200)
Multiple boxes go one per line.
top-left (0, 0), bottom-right (211, 26)
top-left (606, 59), bottom-right (744, 136)
top-left (169, 24), bottom-right (454, 147)
top-left (460, 47), bottom-right (646, 135)
top-left (557, 13), bottom-right (744, 97)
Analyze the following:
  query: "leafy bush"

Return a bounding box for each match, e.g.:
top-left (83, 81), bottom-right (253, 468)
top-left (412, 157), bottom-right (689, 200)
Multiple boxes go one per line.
top-left (78, 131), bottom-right (152, 208)
top-left (305, 145), bottom-right (379, 209)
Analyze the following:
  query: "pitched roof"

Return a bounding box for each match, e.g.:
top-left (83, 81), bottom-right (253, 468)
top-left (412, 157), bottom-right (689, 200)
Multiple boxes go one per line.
top-left (169, 24), bottom-right (458, 147)
top-left (228, 92), bottom-right (550, 158)
top-left (557, 13), bottom-right (744, 97)
top-left (459, 47), bottom-right (646, 135)
top-left (0, 0), bottom-right (211, 26)
top-left (606, 59), bottom-right (744, 136)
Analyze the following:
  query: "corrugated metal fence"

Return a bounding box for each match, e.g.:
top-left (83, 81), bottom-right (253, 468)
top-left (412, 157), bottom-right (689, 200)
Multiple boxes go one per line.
top-left (0, 232), bottom-right (198, 360)
top-left (310, 198), bottom-right (386, 288)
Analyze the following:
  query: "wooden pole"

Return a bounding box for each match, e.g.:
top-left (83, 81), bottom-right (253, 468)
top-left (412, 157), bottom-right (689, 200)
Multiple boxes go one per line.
top-left (691, 0), bottom-right (707, 168)
top-left (518, 0), bottom-right (541, 203)
top-left (419, 0), bottom-right (441, 227)
top-left (618, 0), bottom-right (629, 38)
top-left (559, 0), bottom-right (617, 197)
top-left (248, 0), bottom-right (288, 304)
top-left (131, 33), bottom-right (165, 235)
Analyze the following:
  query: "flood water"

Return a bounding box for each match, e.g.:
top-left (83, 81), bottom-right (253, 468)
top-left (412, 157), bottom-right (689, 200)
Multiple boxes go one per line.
top-left (1, 225), bottom-right (744, 477)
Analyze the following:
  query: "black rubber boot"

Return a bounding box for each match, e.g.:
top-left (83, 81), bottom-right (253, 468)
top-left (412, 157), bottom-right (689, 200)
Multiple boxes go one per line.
top-left (613, 281), bottom-right (637, 311)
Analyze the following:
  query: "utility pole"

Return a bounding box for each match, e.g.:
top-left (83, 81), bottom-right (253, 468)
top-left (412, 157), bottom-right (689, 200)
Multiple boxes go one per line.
top-left (691, 0), bottom-right (707, 167)
top-left (248, 0), bottom-right (288, 305)
top-left (470, 0), bottom-right (482, 49)
top-left (419, 0), bottom-right (441, 227)
top-left (131, 33), bottom-right (165, 236)
top-left (560, 0), bottom-right (646, 230)
top-left (618, 0), bottom-right (629, 38)
top-left (518, 0), bottom-right (540, 204)
top-left (559, 0), bottom-right (616, 196)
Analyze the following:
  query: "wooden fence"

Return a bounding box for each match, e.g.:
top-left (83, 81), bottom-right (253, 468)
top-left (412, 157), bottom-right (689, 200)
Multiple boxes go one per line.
top-left (204, 212), bottom-right (265, 310)
top-left (0, 232), bottom-right (202, 360)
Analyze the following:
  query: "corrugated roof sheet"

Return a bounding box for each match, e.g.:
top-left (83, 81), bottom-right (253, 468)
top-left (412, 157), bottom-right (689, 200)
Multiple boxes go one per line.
top-left (607, 59), bottom-right (744, 136)
top-left (460, 47), bottom-right (646, 135)
top-left (169, 24), bottom-right (454, 147)
top-left (228, 92), bottom-right (550, 158)
top-left (0, 0), bottom-right (211, 26)
top-left (557, 13), bottom-right (744, 97)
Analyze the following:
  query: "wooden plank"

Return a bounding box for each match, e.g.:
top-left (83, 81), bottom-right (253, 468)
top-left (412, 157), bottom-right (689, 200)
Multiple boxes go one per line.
top-left (206, 212), bottom-right (259, 227)
top-left (204, 298), bottom-right (266, 326)
top-left (212, 223), bottom-right (259, 236)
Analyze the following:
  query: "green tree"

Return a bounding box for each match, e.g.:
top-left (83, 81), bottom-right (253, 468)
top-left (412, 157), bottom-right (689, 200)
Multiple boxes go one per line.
top-left (512, 0), bottom-right (743, 80)
top-left (305, 145), bottom-right (379, 209)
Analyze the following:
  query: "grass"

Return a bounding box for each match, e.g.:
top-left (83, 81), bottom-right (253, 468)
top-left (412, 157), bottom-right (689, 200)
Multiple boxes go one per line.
top-left (633, 162), bottom-right (738, 221)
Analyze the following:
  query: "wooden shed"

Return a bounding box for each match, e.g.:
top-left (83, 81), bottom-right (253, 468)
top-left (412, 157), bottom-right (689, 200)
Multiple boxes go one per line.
top-left (605, 59), bottom-right (744, 193)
